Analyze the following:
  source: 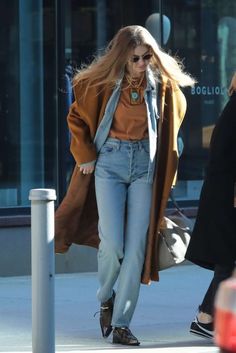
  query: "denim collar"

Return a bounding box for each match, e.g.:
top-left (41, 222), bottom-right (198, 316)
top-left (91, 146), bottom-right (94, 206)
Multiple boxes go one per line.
top-left (145, 68), bottom-right (156, 92)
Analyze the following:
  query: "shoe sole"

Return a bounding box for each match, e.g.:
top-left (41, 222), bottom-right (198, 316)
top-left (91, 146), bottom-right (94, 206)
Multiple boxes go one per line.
top-left (112, 338), bottom-right (140, 346)
top-left (190, 328), bottom-right (213, 340)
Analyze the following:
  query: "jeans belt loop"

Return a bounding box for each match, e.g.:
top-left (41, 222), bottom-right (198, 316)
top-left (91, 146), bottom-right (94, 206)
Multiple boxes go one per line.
top-left (138, 140), bottom-right (142, 151)
top-left (112, 138), bottom-right (119, 151)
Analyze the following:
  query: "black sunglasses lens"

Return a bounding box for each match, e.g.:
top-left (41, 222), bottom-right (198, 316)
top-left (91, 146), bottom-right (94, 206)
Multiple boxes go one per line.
top-left (132, 57), bottom-right (139, 63)
top-left (132, 54), bottom-right (152, 63)
top-left (143, 54), bottom-right (152, 60)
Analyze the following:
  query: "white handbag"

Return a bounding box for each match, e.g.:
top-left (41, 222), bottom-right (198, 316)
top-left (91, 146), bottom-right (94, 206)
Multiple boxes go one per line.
top-left (157, 210), bottom-right (193, 271)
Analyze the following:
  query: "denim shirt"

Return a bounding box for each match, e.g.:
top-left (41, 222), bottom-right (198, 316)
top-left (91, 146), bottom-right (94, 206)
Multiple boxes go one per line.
top-left (94, 69), bottom-right (159, 164)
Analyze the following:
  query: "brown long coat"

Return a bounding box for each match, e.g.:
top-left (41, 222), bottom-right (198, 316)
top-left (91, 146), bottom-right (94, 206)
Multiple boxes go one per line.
top-left (55, 78), bottom-right (187, 284)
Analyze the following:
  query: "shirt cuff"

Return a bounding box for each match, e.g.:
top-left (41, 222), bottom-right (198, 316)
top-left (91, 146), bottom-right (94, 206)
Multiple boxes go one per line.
top-left (78, 160), bottom-right (96, 168)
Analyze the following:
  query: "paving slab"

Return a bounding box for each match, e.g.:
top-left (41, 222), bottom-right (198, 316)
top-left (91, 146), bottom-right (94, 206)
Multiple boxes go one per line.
top-left (0, 264), bottom-right (219, 353)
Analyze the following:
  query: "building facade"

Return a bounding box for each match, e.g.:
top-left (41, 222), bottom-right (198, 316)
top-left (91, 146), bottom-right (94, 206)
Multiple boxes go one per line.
top-left (0, 0), bottom-right (235, 275)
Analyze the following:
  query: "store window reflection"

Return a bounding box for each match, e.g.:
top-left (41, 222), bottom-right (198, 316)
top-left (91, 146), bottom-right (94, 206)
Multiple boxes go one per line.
top-left (162, 0), bottom-right (236, 203)
top-left (0, 0), bottom-right (57, 208)
top-left (0, 1), bottom-right (19, 207)
top-left (58, 0), bottom-right (236, 205)
top-left (19, 0), bottom-right (44, 205)
top-left (1, 0), bottom-right (235, 212)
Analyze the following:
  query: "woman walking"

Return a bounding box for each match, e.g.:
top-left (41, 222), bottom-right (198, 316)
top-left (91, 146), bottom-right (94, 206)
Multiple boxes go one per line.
top-left (55, 25), bottom-right (195, 345)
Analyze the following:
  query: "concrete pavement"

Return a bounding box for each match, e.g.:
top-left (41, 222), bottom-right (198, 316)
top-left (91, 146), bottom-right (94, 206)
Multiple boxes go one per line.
top-left (0, 264), bottom-right (219, 353)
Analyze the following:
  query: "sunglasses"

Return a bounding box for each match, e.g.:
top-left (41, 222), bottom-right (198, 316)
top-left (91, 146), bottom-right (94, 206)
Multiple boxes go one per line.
top-left (131, 53), bottom-right (153, 63)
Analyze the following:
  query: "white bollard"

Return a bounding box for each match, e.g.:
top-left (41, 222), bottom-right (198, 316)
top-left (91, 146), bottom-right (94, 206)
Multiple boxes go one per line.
top-left (29, 188), bottom-right (57, 353)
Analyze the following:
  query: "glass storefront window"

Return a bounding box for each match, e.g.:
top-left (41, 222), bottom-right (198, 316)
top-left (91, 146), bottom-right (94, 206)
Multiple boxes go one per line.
top-left (64, 0), bottom-right (235, 205)
top-left (1, 0), bottom-right (235, 212)
top-left (0, 0), bottom-right (57, 208)
top-left (162, 0), bottom-right (236, 202)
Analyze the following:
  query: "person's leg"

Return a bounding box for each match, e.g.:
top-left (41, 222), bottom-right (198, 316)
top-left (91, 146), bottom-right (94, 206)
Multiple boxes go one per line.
top-left (95, 139), bottom-right (130, 304)
top-left (197, 281), bottom-right (215, 323)
top-left (111, 178), bottom-right (152, 328)
top-left (199, 264), bottom-right (234, 319)
top-left (94, 139), bottom-right (129, 338)
top-left (95, 176), bottom-right (127, 303)
top-left (190, 264), bottom-right (234, 339)
top-left (96, 139), bottom-right (153, 345)
top-left (112, 179), bottom-right (152, 346)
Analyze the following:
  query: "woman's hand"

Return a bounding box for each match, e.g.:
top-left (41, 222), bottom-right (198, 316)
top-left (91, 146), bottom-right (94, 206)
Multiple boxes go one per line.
top-left (79, 164), bottom-right (95, 174)
top-left (228, 73), bottom-right (236, 96)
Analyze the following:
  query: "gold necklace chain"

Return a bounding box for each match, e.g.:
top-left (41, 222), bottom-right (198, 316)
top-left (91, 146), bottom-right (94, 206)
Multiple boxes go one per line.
top-left (125, 74), bottom-right (144, 89)
top-left (124, 74), bottom-right (145, 105)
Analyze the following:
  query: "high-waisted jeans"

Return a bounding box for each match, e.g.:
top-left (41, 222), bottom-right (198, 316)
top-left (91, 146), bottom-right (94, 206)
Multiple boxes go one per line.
top-left (95, 138), bottom-right (154, 328)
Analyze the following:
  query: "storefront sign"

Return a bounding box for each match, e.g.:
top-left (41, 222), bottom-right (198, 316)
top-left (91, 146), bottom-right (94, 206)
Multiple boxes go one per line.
top-left (191, 86), bottom-right (226, 95)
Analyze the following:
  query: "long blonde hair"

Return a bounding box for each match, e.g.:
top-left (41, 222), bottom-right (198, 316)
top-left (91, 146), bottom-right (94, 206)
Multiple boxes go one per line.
top-left (73, 25), bottom-right (195, 95)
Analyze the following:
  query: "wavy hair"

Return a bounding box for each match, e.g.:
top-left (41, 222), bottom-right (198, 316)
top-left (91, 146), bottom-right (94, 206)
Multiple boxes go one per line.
top-left (73, 25), bottom-right (196, 95)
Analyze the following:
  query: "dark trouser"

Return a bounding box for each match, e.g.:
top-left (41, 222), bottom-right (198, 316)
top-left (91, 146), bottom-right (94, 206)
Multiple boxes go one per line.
top-left (199, 264), bottom-right (235, 316)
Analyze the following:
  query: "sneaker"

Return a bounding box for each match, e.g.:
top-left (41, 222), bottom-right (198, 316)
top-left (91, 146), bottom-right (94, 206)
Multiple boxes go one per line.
top-left (190, 316), bottom-right (214, 340)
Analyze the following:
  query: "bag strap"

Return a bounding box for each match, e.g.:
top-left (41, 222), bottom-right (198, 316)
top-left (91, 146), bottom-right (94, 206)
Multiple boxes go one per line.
top-left (169, 188), bottom-right (184, 215)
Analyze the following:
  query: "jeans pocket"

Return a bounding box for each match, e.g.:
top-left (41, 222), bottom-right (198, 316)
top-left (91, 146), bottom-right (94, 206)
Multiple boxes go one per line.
top-left (99, 143), bottom-right (117, 155)
top-left (142, 143), bottom-right (150, 154)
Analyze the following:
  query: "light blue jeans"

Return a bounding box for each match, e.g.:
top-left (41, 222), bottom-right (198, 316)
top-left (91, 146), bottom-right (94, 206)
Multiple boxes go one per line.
top-left (95, 138), bottom-right (154, 328)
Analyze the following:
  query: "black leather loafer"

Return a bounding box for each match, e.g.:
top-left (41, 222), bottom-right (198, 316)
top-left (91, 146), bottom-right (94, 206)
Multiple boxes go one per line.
top-left (113, 327), bottom-right (140, 346)
top-left (100, 291), bottom-right (115, 337)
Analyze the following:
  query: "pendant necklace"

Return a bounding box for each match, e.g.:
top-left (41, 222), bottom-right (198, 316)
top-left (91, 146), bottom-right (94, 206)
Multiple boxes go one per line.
top-left (125, 74), bottom-right (144, 105)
